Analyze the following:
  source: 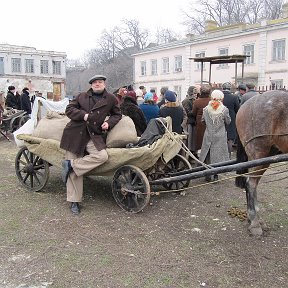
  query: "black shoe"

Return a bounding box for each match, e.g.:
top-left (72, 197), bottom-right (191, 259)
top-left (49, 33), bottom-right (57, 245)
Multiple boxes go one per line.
top-left (71, 202), bottom-right (80, 215)
top-left (62, 160), bottom-right (72, 184)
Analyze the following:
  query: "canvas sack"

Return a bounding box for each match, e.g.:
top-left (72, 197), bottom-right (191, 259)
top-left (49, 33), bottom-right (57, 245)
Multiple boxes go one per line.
top-left (32, 112), bottom-right (70, 142)
top-left (106, 115), bottom-right (138, 148)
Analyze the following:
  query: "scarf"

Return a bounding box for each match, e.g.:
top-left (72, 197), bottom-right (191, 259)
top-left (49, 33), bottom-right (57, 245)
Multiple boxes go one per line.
top-left (206, 100), bottom-right (225, 124)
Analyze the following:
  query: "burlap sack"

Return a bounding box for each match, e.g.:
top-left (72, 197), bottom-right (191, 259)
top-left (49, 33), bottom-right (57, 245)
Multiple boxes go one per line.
top-left (106, 116), bottom-right (138, 148)
top-left (32, 114), bottom-right (70, 142)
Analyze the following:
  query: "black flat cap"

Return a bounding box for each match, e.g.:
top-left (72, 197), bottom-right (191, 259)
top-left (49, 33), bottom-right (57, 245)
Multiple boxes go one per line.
top-left (89, 75), bottom-right (107, 84)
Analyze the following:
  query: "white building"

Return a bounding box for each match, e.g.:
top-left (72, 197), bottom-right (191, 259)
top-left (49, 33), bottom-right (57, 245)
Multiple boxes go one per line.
top-left (132, 6), bottom-right (288, 101)
top-left (0, 44), bottom-right (67, 100)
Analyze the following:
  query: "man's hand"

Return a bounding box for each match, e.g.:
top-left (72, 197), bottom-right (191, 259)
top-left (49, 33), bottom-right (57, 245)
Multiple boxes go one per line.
top-left (101, 121), bottom-right (109, 130)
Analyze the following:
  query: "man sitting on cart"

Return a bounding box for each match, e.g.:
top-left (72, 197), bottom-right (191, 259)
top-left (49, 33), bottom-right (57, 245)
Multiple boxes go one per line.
top-left (60, 75), bottom-right (122, 215)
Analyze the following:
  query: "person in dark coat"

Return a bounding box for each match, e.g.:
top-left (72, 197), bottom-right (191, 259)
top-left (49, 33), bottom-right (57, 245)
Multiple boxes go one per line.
top-left (60, 75), bottom-right (122, 215)
top-left (240, 82), bottom-right (259, 105)
top-left (5, 86), bottom-right (18, 109)
top-left (15, 91), bottom-right (22, 110)
top-left (222, 82), bottom-right (240, 158)
top-left (159, 90), bottom-right (184, 134)
top-left (20, 87), bottom-right (32, 115)
top-left (139, 92), bottom-right (160, 124)
top-left (192, 84), bottom-right (212, 154)
top-left (182, 86), bottom-right (197, 157)
top-left (120, 91), bottom-right (147, 136)
top-left (157, 87), bottom-right (168, 108)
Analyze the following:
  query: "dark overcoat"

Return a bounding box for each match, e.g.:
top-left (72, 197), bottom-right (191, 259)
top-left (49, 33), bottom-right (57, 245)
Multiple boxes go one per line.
top-left (222, 90), bottom-right (240, 141)
top-left (5, 91), bottom-right (18, 109)
top-left (20, 91), bottom-right (32, 114)
top-left (60, 88), bottom-right (121, 156)
top-left (192, 97), bottom-right (210, 150)
top-left (120, 96), bottom-right (147, 136)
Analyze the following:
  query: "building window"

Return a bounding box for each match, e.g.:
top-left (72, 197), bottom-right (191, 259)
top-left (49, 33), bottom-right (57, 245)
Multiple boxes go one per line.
top-left (272, 39), bottom-right (285, 61)
top-left (243, 44), bottom-right (254, 64)
top-left (25, 59), bottom-right (34, 73)
top-left (12, 58), bottom-right (21, 73)
top-left (0, 57), bottom-right (3, 74)
top-left (151, 59), bottom-right (157, 75)
top-left (140, 61), bottom-right (146, 76)
top-left (195, 52), bottom-right (205, 70)
top-left (53, 60), bottom-right (61, 75)
top-left (40, 60), bottom-right (49, 74)
top-left (174, 85), bottom-right (182, 99)
top-left (218, 48), bottom-right (228, 67)
top-left (162, 57), bottom-right (169, 73)
top-left (174, 55), bottom-right (182, 72)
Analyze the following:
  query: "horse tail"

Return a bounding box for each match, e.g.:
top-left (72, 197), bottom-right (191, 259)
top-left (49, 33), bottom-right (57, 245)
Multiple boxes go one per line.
top-left (235, 137), bottom-right (248, 188)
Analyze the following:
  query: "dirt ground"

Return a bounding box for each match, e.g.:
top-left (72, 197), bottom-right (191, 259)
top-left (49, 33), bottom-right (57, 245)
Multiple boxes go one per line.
top-left (0, 135), bottom-right (288, 288)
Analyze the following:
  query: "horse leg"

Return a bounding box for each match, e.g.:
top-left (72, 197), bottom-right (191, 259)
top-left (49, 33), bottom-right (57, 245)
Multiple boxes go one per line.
top-left (245, 178), bottom-right (262, 235)
top-left (245, 165), bottom-right (269, 236)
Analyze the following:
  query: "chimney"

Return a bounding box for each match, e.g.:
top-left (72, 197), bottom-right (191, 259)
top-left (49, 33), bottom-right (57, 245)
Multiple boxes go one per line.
top-left (205, 20), bottom-right (218, 32)
top-left (186, 33), bottom-right (195, 41)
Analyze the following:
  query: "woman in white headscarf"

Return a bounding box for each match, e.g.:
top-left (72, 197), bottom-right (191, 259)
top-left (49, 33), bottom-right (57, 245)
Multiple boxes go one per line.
top-left (199, 89), bottom-right (231, 181)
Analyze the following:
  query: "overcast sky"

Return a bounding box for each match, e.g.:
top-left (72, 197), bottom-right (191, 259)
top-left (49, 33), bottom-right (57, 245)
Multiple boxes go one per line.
top-left (2, 0), bottom-right (192, 59)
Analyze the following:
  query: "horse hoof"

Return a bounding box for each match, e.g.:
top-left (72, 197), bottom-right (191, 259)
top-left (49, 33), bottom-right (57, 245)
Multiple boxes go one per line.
top-left (248, 225), bottom-right (263, 236)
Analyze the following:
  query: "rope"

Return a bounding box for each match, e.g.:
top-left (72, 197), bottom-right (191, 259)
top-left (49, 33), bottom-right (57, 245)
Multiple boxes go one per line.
top-left (157, 118), bottom-right (211, 169)
top-left (244, 133), bottom-right (288, 147)
top-left (150, 161), bottom-right (288, 195)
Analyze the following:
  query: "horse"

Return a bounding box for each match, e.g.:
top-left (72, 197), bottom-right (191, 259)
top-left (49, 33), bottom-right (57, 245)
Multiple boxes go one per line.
top-left (235, 89), bottom-right (288, 236)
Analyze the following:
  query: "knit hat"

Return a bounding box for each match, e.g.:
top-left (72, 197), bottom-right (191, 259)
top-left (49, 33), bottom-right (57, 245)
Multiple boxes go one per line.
top-left (211, 89), bottom-right (224, 101)
top-left (164, 90), bottom-right (176, 102)
top-left (144, 92), bottom-right (154, 102)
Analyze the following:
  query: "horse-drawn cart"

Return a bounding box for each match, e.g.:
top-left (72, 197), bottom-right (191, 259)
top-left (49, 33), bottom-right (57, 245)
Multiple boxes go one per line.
top-left (0, 108), bottom-right (30, 141)
top-left (15, 118), bottom-right (192, 213)
top-left (13, 92), bottom-right (288, 236)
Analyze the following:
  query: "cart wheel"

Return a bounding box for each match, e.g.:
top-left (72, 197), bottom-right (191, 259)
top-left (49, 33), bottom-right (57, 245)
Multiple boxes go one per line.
top-left (18, 115), bottom-right (30, 128)
top-left (9, 116), bottom-right (19, 132)
top-left (15, 146), bottom-right (50, 192)
top-left (162, 154), bottom-right (192, 190)
top-left (112, 165), bottom-right (150, 213)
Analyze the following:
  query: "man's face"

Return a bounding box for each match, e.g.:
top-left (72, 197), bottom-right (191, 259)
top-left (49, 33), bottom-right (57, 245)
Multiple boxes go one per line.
top-left (239, 89), bottom-right (246, 95)
top-left (91, 79), bottom-right (105, 93)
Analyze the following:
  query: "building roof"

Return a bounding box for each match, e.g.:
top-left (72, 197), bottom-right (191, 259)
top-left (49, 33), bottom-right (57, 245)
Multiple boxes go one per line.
top-left (189, 54), bottom-right (249, 64)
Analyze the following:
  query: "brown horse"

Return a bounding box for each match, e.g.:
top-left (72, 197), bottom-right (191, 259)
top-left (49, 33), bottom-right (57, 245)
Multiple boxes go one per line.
top-left (235, 90), bottom-right (288, 235)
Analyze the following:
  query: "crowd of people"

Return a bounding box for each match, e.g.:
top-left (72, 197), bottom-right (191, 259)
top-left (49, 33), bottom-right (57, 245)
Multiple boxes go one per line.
top-left (3, 85), bottom-right (34, 116)
top-left (3, 75), bottom-right (257, 215)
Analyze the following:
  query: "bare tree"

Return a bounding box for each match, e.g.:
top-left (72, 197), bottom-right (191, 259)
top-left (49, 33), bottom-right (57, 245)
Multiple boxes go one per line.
top-left (183, 0), bottom-right (285, 34)
top-left (155, 28), bottom-right (180, 44)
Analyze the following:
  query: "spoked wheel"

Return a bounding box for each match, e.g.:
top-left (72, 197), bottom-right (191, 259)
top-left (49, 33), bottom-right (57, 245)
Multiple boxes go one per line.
top-left (18, 115), bottom-right (30, 129)
top-left (112, 165), bottom-right (150, 213)
top-left (162, 154), bottom-right (192, 190)
top-left (15, 146), bottom-right (50, 192)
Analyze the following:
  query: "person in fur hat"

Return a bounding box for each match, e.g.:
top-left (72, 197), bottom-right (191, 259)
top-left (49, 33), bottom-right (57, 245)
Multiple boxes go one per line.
top-left (20, 87), bottom-right (32, 115)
